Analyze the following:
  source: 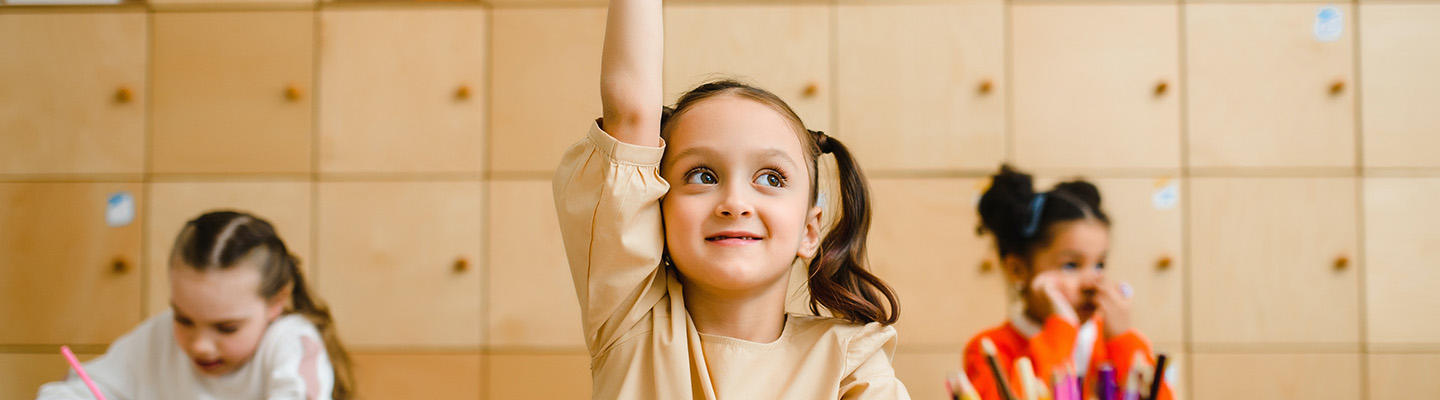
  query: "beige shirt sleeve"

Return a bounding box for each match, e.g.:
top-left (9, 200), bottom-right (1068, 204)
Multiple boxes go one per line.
top-left (552, 121), bottom-right (672, 354)
top-left (839, 323), bottom-right (912, 400)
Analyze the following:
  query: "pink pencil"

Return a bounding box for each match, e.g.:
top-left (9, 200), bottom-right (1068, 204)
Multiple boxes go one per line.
top-left (60, 345), bottom-right (107, 400)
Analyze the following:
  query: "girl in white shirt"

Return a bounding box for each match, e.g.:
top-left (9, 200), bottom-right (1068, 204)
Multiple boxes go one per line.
top-left (38, 210), bottom-right (353, 400)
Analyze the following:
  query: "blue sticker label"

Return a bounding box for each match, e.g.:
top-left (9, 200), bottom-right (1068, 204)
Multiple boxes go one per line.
top-left (106, 192), bottom-right (135, 227)
top-left (1152, 182), bottom-right (1179, 211)
top-left (1314, 6), bottom-right (1344, 43)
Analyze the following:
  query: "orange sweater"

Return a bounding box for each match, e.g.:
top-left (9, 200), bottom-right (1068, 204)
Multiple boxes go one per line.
top-left (962, 316), bottom-right (1173, 400)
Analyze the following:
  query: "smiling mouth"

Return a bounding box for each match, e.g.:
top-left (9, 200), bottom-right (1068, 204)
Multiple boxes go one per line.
top-left (705, 232), bottom-right (764, 244)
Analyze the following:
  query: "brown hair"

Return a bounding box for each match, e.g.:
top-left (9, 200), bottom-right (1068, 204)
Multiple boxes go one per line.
top-left (661, 80), bottom-right (900, 325)
top-left (172, 211), bottom-right (354, 399)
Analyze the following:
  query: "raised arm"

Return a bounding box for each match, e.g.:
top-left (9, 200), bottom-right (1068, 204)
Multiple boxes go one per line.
top-left (600, 0), bottom-right (663, 147)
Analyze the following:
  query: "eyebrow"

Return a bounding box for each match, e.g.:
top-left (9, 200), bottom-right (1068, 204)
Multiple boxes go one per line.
top-left (663, 146), bottom-right (801, 172)
top-left (170, 302), bottom-right (245, 325)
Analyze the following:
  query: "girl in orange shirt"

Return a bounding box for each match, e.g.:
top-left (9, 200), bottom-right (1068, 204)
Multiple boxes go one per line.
top-left (963, 165), bottom-right (1173, 400)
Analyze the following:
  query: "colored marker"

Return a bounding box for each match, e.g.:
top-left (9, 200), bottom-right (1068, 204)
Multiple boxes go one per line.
top-left (60, 345), bottom-right (107, 400)
top-left (981, 338), bottom-right (1019, 400)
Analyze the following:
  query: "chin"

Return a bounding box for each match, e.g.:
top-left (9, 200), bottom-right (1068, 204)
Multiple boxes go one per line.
top-left (677, 258), bottom-right (789, 292)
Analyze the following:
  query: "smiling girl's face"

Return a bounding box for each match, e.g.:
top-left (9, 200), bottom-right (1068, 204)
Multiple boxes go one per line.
top-left (169, 251), bottom-right (285, 376)
top-left (659, 95), bottom-right (824, 297)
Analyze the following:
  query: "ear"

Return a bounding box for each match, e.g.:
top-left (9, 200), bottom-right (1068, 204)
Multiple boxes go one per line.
top-left (265, 283), bottom-right (293, 322)
top-left (1002, 254), bottom-right (1032, 284)
top-left (797, 205), bottom-right (824, 259)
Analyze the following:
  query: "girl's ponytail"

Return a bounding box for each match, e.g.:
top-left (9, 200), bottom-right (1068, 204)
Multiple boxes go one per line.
top-left (805, 132), bottom-right (900, 325)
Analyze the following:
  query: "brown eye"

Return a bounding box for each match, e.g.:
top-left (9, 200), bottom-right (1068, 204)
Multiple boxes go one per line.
top-left (753, 171), bottom-right (785, 188)
top-left (685, 169), bottom-right (717, 185)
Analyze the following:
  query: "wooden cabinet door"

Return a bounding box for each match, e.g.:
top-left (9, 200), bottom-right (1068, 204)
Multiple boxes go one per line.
top-left (317, 181), bottom-right (483, 348)
top-left (487, 180), bottom-right (583, 349)
top-left (664, 3), bottom-right (832, 131)
top-left (490, 7), bottom-right (606, 175)
top-left (1012, 3), bottom-right (1181, 171)
top-left (1189, 177), bottom-right (1359, 347)
top-left (1186, 3), bottom-right (1355, 169)
top-left (488, 352), bottom-right (592, 399)
top-left (351, 352), bottom-right (482, 400)
top-left (151, 11), bottom-right (315, 175)
top-left (0, 183), bottom-right (143, 344)
top-left (1359, 3), bottom-right (1440, 169)
top-left (1192, 353), bottom-right (1360, 400)
top-left (835, 2), bottom-right (1005, 172)
top-left (318, 8), bottom-right (488, 175)
top-left (0, 12), bottom-right (146, 176)
top-left (1369, 353), bottom-right (1440, 399)
top-left (0, 352), bottom-right (101, 400)
top-left (1363, 177), bottom-right (1440, 348)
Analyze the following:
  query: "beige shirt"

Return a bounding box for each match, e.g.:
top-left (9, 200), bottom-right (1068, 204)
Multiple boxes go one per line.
top-left (553, 122), bottom-right (911, 399)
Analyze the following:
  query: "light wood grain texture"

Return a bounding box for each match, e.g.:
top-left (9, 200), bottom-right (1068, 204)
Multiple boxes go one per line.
top-left (1012, 3), bottom-right (1181, 170)
top-left (0, 183), bottom-right (143, 344)
top-left (1359, 3), bottom-right (1440, 169)
top-left (318, 8), bottom-right (488, 174)
top-left (664, 3), bottom-right (832, 131)
top-left (1186, 3), bottom-right (1355, 168)
top-left (490, 7), bottom-right (606, 175)
top-left (317, 181), bottom-right (484, 347)
top-left (834, 2), bottom-right (1005, 171)
top-left (0, 12), bottom-right (147, 176)
top-left (151, 11), bottom-right (314, 175)
top-left (1189, 178), bottom-right (1359, 346)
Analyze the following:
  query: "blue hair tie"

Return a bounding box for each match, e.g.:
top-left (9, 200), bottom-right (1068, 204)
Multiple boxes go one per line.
top-left (1021, 193), bottom-right (1047, 239)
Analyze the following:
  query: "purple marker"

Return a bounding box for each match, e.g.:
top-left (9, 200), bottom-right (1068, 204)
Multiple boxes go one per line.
top-left (1098, 364), bottom-right (1118, 400)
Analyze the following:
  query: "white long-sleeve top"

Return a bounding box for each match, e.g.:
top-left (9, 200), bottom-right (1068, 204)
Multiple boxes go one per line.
top-left (36, 310), bottom-right (333, 400)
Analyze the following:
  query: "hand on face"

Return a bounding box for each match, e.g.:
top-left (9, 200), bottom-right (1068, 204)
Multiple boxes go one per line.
top-left (1030, 270), bottom-right (1079, 325)
top-left (1093, 276), bottom-right (1133, 338)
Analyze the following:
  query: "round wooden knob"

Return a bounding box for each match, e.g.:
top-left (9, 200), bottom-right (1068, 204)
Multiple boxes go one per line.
top-left (977, 79), bottom-right (994, 95)
top-left (802, 82), bottom-right (820, 98)
top-left (1156, 255), bottom-right (1173, 270)
top-left (284, 84), bottom-right (303, 102)
top-left (1334, 255), bottom-right (1350, 270)
top-left (455, 85), bottom-right (471, 100)
top-left (111, 257), bottom-right (129, 273)
top-left (114, 86), bottom-right (133, 103)
top-left (453, 257), bottom-right (470, 273)
top-left (980, 259), bottom-right (994, 272)
top-left (1154, 81), bottom-right (1169, 96)
top-left (1329, 80), bottom-right (1346, 95)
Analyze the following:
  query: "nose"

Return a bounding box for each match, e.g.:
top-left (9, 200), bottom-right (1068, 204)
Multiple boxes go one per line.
top-left (715, 187), bottom-right (754, 218)
top-left (187, 334), bottom-right (217, 359)
top-left (1078, 266), bottom-right (1103, 287)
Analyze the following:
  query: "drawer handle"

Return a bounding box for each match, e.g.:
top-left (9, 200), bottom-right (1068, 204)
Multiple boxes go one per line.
top-left (284, 84), bottom-right (304, 102)
top-left (1333, 255), bottom-right (1350, 270)
top-left (1154, 80), bottom-right (1169, 97)
top-left (1156, 255), bottom-right (1173, 270)
top-left (1329, 80), bottom-right (1346, 96)
top-left (453, 257), bottom-right (470, 273)
top-left (455, 84), bottom-right (472, 101)
top-left (802, 82), bottom-right (820, 98)
top-left (977, 79), bottom-right (994, 95)
top-left (114, 86), bottom-right (134, 104)
top-left (111, 257), bottom-right (129, 273)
